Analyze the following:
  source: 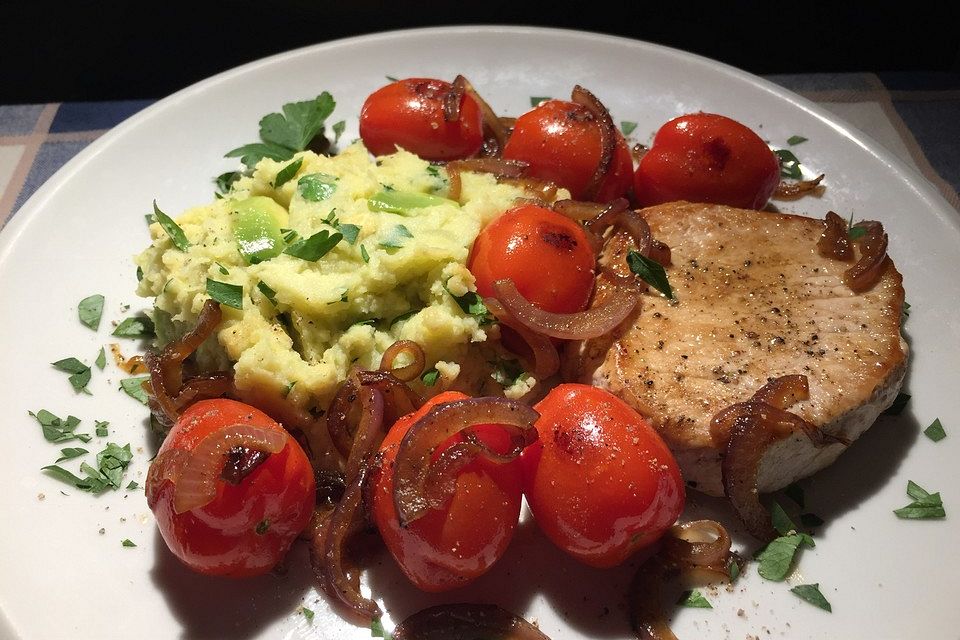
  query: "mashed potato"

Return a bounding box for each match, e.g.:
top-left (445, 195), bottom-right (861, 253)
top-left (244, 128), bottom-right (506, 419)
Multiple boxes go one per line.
top-left (136, 143), bottom-right (551, 414)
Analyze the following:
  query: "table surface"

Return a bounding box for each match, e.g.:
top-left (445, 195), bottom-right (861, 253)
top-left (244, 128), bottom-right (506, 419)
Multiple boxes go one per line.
top-left (0, 71), bottom-right (957, 230)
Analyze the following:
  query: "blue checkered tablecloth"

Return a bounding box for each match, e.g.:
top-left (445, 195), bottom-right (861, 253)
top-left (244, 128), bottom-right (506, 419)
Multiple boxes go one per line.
top-left (1, 73), bottom-right (957, 227)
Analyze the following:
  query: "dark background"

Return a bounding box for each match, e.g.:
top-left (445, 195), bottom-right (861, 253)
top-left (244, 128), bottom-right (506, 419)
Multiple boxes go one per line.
top-left (4, 2), bottom-right (959, 103)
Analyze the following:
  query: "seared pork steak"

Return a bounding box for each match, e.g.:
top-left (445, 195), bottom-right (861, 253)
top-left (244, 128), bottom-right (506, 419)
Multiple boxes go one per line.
top-left (573, 202), bottom-right (908, 496)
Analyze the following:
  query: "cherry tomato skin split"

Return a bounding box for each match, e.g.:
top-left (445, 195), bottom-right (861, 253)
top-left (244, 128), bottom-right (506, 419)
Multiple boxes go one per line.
top-left (521, 384), bottom-right (685, 568)
top-left (359, 78), bottom-right (484, 161)
top-left (502, 99), bottom-right (634, 202)
top-left (633, 113), bottom-right (780, 210)
top-left (371, 392), bottom-right (524, 592)
top-left (148, 399), bottom-right (316, 578)
top-left (468, 204), bottom-right (596, 314)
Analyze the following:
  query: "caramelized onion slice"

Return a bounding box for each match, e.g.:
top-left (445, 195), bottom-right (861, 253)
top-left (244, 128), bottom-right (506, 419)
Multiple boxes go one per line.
top-left (486, 299), bottom-right (560, 379)
top-left (343, 386), bottom-right (386, 482)
top-left (446, 157), bottom-right (529, 201)
top-left (570, 85), bottom-right (616, 201)
top-left (630, 520), bottom-right (739, 640)
top-left (774, 174), bottom-right (824, 199)
top-left (844, 221), bottom-right (889, 293)
top-left (817, 211), bottom-right (853, 261)
top-left (492, 278), bottom-right (641, 341)
top-left (167, 424), bottom-right (287, 514)
top-left (326, 377), bottom-right (359, 458)
top-left (722, 407), bottom-right (832, 539)
top-left (443, 75), bottom-right (466, 122)
top-left (553, 198), bottom-right (609, 221)
top-left (394, 604), bottom-right (551, 640)
top-left (379, 340), bottom-right (426, 382)
top-left (456, 75), bottom-right (510, 154)
top-left (751, 374), bottom-right (809, 410)
top-left (356, 369), bottom-right (424, 424)
top-left (145, 447), bottom-right (191, 509)
top-left (393, 398), bottom-right (539, 525)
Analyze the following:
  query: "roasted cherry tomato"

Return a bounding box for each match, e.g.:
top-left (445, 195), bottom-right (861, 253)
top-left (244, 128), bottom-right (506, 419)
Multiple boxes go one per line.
top-left (521, 384), bottom-right (684, 568)
top-left (501, 99), bottom-right (634, 202)
top-left (633, 113), bottom-right (780, 209)
top-left (371, 391), bottom-right (524, 592)
top-left (359, 78), bottom-right (484, 161)
top-left (146, 399), bottom-right (316, 577)
top-left (468, 204), bottom-right (595, 314)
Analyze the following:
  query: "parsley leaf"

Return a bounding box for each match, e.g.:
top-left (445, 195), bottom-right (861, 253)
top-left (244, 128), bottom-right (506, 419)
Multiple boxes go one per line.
top-left (371, 618), bottom-right (392, 639)
top-left (95, 420), bottom-right (109, 437)
top-left (298, 173), bottom-right (338, 201)
top-left (52, 358), bottom-right (92, 393)
top-left (771, 501), bottom-right (798, 536)
top-left (284, 230), bottom-right (343, 261)
top-left (112, 314), bottom-right (155, 338)
top-left (924, 418), bottom-right (946, 442)
top-left (120, 376), bottom-right (150, 404)
top-left (78, 294), bottom-right (105, 330)
top-left (677, 590), bottom-right (712, 608)
top-left (332, 120), bottom-right (345, 143)
top-left (152, 201), bottom-right (191, 252)
top-left (390, 309), bottom-right (419, 327)
top-left (627, 250), bottom-right (673, 299)
top-left (360, 244), bottom-right (370, 263)
top-left (259, 92), bottom-right (336, 151)
top-left (728, 557), bottom-right (741, 582)
top-left (126, 480), bottom-right (139, 490)
top-left (530, 96), bottom-right (552, 107)
top-left (95, 347), bottom-right (106, 370)
top-left (273, 157), bottom-right (303, 188)
top-left (621, 121), bottom-right (638, 136)
top-left (56, 447), bottom-right (88, 463)
top-left (883, 392), bottom-right (911, 416)
top-left (122, 539), bottom-right (137, 548)
top-left (787, 135), bottom-right (808, 146)
top-left (378, 224), bottom-right (413, 250)
top-left (215, 171), bottom-right (241, 195)
top-left (757, 533), bottom-right (805, 581)
top-left (421, 368), bottom-right (439, 387)
top-left (339, 223), bottom-right (360, 245)
top-left (257, 281), bottom-right (278, 306)
top-left (449, 289), bottom-right (493, 324)
top-left (790, 583), bottom-right (832, 612)
top-left (775, 149), bottom-right (803, 179)
top-left (302, 607), bottom-right (315, 623)
top-left (225, 142), bottom-right (294, 168)
top-left (894, 480), bottom-right (946, 519)
top-left (206, 278), bottom-right (244, 309)
top-left (96, 443), bottom-right (133, 488)
top-left (29, 410), bottom-right (89, 443)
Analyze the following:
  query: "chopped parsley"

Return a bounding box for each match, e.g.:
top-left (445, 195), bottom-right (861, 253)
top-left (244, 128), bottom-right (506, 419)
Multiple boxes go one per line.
top-left (389, 309), bottom-right (419, 327)
top-left (126, 480), bottom-right (139, 490)
top-left (627, 250), bottom-right (673, 299)
top-left (924, 418), bottom-right (946, 442)
top-left (95, 347), bottom-right (106, 370)
top-left (421, 368), bottom-right (440, 387)
top-left (371, 617), bottom-right (392, 639)
top-left (206, 278), bottom-right (244, 309)
top-left (121, 539), bottom-right (137, 548)
top-left (728, 557), bottom-right (741, 582)
top-left (491, 359), bottom-right (529, 387)
top-left (120, 376), bottom-right (150, 404)
top-left (301, 607), bottom-right (315, 623)
top-left (225, 93), bottom-right (336, 168)
top-left (893, 480), bottom-right (946, 519)
top-left (152, 201), bottom-right (191, 252)
top-left (95, 420), bottom-right (109, 437)
top-left (882, 392), bottom-right (911, 416)
top-left (284, 229), bottom-right (343, 261)
top-left (112, 315), bottom-right (155, 338)
top-left (903, 301), bottom-right (911, 317)
top-left (620, 121), bottom-right (638, 136)
top-left (299, 173), bottom-right (339, 202)
top-left (339, 223), bottom-right (361, 245)
top-left (42, 442), bottom-right (133, 493)
top-left (426, 165), bottom-right (441, 178)
top-left (787, 135), bottom-right (808, 146)
top-left (530, 96), bottom-right (552, 107)
top-left (756, 533), bottom-right (810, 581)
top-left (51, 357), bottom-right (92, 393)
top-left (449, 289), bottom-right (493, 325)
top-left (78, 294), bottom-right (105, 330)
top-left (378, 224), bottom-right (413, 250)
top-left (273, 157), bottom-right (303, 188)
top-left (55, 447), bottom-right (88, 463)
top-left (677, 590), bottom-right (712, 608)
top-left (771, 500), bottom-right (798, 536)
top-left (775, 149), bottom-right (803, 180)
top-left (360, 244), bottom-right (370, 263)
top-left (332, 120), bottom-right (345, 143)
top-left (215, 171), bottom-right (241, 195)
top-left (790, 583), bottom-right (832, 612)
top-left (848, 224), bottom-right (868, 241)
top-left (257, 281), bottom-right (278, 306)
top-left (29, 410), bottom-right (90, 443)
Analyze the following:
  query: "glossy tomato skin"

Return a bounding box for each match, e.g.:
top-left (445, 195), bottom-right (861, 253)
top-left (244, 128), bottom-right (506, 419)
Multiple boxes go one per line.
top-left (521, 384), bottom-right (684, 568)
top-left (359, 78), bottom-right (484, 161)
top-left (468, 204), bottom-right (596, 314)
top-left (502, 99), bottom-right (634, 202)
top-left (371, 392), bottom-right (524, 592)
top-left (148, 399), bottom-right (316, 578)
top-left (633, 113), bottom-right (780, 209)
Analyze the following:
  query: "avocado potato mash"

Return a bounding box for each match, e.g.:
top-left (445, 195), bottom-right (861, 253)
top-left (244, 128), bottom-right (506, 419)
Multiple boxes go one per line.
top-left (136, 143), bottom-right (553, 417)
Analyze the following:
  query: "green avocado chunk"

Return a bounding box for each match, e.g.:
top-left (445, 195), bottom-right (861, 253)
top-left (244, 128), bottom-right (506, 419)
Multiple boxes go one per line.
top-left (232, 196), bottom-right (288, 264)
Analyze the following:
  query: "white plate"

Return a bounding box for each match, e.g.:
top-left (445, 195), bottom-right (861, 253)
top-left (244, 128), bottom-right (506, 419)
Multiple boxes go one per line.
top-left (1, 26), bottom-right (958, 640)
